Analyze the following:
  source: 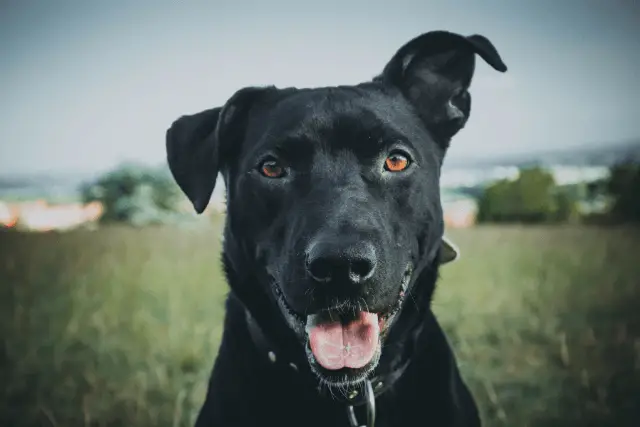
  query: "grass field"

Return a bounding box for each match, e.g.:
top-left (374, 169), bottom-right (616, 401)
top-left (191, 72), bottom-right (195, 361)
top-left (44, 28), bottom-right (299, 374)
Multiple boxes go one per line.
top-left (1, 222), bottom-right (639, 426)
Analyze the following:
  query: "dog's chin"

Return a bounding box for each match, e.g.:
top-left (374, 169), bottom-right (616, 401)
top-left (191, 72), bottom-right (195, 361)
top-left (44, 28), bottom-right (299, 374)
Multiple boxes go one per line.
top-left (271, 264), bottom-right (412, 387)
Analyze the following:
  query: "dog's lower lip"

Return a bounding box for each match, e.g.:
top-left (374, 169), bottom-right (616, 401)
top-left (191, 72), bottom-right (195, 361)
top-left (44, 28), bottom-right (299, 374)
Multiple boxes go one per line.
top-left (272, 282), bottom-right (306, 323)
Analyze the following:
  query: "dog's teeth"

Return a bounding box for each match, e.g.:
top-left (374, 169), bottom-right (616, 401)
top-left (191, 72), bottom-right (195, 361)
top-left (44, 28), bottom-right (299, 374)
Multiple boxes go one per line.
top-left (305, 314), bottom-right (319, 335)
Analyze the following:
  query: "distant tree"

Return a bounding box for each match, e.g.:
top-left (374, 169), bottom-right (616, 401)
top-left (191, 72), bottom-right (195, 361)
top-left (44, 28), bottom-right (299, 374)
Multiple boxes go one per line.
top-left (554, 191), bottom-right (580, 223)
top-left (477, 167), bottom-right (578, 224)
top-left (80, 163), bottom-right (183, 226)
top-left (606, 162), bottom-right (640, 223)
top-left (477, 179), bottom-right (512, 223)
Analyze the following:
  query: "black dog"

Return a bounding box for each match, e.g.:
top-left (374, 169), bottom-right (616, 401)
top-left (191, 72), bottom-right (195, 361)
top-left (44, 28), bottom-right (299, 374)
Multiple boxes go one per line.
top-left (166, 30), bottom-right (507, 427)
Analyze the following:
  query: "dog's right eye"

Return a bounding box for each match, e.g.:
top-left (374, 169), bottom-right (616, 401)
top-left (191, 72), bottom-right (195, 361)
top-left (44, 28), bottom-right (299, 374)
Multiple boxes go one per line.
top-left (258, 158), bottom-right (287, 179)
top-left (384, 151), bottom-right (411, 172)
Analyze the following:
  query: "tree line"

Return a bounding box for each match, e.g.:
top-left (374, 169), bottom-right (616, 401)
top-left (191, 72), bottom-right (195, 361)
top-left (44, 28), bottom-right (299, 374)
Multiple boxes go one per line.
top-left (476, 163), bottom-right (640, 224)
top-left (80, 162), bottom-right (640, 226)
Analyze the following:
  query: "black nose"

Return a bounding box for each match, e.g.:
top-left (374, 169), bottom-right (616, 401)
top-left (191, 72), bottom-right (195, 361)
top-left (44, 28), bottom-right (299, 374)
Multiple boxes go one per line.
top-left (305, 239), bottom-right (377, 284)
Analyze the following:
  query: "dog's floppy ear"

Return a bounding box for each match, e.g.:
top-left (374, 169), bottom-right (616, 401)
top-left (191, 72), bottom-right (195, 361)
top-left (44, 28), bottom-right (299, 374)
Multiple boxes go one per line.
top-left (377, 31), bottom-right (507, 145)
top-left (166, 107), bottom-right (222, 214)
top-left (166, 87), bottom-right (270, 213)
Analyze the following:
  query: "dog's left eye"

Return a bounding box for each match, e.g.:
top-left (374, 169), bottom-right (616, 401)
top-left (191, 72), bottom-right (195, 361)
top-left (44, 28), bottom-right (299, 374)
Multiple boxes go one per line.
top-left (384, 152), bottom-right (411, 172)
top-left (258, 158), bottom-right (287, 179)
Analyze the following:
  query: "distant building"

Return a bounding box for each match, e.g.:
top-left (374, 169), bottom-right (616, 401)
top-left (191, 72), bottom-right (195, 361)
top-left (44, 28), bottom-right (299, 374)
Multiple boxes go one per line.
top-left (547, 165), bottom-right (610, 186)
top-left (441, 164), bottom-right (611, 189)
top-left (441, 166), bottom-right (520, 188)
top-left (0, 199), bottom-right (103, 232)
top-left (0, 201), bottom-right (17, 228)
top-left (441, 190), bottom-right (478, 228)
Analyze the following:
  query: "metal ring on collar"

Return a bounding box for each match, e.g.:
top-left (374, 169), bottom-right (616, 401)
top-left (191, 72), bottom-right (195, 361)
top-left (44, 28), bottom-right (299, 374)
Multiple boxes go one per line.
top-left (346, 379), bottom-right (376, 427)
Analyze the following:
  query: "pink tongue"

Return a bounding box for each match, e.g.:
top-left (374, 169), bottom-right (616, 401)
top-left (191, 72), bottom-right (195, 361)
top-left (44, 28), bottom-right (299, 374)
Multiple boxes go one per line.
top-left (307, 312), bottom-right (380, 370)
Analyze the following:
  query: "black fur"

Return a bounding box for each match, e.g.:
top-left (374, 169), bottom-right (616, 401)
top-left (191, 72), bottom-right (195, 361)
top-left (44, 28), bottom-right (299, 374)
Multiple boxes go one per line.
top-left (166, 30), bottom-right (507, 426)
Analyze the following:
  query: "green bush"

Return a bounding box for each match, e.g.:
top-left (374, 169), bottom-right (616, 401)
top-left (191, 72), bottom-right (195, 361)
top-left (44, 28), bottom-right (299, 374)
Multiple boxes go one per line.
top-left (80, 163), bottom-right (184, 226)
top-left (607, 162), bottom-right (640, 223)
top-left (477, 167), bottom-right (579, 224)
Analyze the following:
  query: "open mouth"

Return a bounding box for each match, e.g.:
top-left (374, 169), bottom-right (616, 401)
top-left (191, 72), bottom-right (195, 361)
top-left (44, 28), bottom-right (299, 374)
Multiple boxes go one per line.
top-left (303, 310), bottom-right (382, 386)
top-left (271, 264), bottom-right (413, 386)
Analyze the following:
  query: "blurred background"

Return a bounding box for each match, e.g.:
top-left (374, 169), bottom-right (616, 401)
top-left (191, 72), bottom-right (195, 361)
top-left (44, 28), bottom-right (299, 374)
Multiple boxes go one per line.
top-left (1, 1), bottom-right (639, 426)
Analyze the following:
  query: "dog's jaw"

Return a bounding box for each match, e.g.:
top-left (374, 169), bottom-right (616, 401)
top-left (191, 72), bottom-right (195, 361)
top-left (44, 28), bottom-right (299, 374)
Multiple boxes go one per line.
top-left (271, 282), bottom-right (307, 337)
top-left (270, 262), bottom-right (414, 387)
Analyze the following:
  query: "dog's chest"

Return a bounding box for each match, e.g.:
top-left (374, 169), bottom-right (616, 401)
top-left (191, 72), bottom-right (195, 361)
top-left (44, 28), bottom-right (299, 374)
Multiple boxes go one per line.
top-left (254, 371), bottom-right (447, 427)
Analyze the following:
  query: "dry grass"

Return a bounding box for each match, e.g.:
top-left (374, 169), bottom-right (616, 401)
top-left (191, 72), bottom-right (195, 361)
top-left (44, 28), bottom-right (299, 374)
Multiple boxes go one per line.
top-left (1, 222), bottom-right (639, 426)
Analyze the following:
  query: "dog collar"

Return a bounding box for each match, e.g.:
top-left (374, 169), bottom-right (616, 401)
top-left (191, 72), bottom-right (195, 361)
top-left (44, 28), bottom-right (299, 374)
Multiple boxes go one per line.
top-left (245, 309), bottom-right (412, 426)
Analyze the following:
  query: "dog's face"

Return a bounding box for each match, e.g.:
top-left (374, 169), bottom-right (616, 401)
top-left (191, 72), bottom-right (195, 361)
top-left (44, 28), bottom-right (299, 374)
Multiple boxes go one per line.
top-left (166, 31), bottom-right (506, 386)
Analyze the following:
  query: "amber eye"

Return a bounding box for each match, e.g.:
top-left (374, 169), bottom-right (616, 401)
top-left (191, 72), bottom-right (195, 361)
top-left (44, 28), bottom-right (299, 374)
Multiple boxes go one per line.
top-left (384, 152), bottom-right (410, 172)
top-left (259, 159), bottom-right (286, 178)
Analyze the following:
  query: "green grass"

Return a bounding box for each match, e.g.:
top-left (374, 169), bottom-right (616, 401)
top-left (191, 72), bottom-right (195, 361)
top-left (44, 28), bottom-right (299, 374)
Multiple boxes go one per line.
top-left (1, 222), bottom-right (639, 426)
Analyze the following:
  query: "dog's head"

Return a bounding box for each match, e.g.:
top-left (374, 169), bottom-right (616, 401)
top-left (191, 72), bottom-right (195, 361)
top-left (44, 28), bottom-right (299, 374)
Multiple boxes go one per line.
top-left (166, 31), bottom-right (506, 386)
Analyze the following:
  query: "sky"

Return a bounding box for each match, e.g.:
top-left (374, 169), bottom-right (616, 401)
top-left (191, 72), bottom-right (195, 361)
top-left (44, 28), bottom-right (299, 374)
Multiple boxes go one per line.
top-left (1, 0), bottom-right (639, 175)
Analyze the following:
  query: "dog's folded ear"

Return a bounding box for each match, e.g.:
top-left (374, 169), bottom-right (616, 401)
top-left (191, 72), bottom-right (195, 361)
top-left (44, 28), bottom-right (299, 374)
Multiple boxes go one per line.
top-left (377, 31), bottom-right (507, 145)
top-left (438, 235), bottom-right (460, 265)
top-left (166, 107), bottom-right (222, 214)
top-left (166, 87), bottom-right (270, 213)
